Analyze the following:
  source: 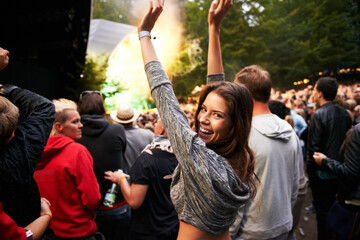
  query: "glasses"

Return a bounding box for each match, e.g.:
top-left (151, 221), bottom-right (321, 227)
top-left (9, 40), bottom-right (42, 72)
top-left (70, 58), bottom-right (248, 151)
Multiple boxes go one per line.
top-left (79, 91), bottom-right (101, 100)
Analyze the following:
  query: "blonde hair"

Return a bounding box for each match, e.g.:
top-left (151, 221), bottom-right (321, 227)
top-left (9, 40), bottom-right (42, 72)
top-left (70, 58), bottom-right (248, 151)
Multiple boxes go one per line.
top-left (50, 98), bottom-right (78, 136)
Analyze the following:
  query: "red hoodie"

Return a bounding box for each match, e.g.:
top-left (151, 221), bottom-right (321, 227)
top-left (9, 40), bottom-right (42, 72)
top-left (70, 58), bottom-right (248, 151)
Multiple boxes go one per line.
top-left (0, 202), bottom-right (29, 240)
top-left (34, 136), bottom-right (100, 238)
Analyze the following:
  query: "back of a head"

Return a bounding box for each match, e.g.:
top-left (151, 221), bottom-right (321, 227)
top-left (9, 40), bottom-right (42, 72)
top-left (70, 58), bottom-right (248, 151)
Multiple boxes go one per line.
top-left (0, 96), bottom-right (19, 141)
top-left (315, 77), bottom-right (338, 101)
top-left (78, 92), bottom-right (105, 115)
top-left (346, 99), bottom-right (357, 111)
top-left (234, 65), bottom-right (271, 103)
top-left (268, 100), bottom-right (290, 120)
top-left (355, 105), bottom-right (360, 115)
top-left (50, 98), bottom-right (78, 136)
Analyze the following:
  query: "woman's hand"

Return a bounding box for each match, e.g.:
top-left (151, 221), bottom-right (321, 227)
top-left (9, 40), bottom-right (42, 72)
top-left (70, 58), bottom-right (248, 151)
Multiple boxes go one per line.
top-left (40, 198), bottom-right (52, 218)
top-left (104, 171), bottom-right (126, 185)
top-left (138, 0), bottom-right (164, 33)
top-left (208, 0), bottom-right (233, 30)
top-left (313, 152), bottom-right (326, 166)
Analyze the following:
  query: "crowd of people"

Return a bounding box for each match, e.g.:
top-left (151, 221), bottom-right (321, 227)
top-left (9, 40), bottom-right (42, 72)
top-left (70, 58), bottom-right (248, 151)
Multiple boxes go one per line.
top-left (1, 0), bottom-right (360, 239)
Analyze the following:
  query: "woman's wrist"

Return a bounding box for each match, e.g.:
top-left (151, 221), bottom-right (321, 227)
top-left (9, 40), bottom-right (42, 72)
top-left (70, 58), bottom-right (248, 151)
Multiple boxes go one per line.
top-left (138, 31), bottom-right (151, 40)
top-left (117, 176), bottom-right (127, 185)
top-left (209, 25), bottom-right (221, 33)
top-left (40, 213), bottom-right (52, 219)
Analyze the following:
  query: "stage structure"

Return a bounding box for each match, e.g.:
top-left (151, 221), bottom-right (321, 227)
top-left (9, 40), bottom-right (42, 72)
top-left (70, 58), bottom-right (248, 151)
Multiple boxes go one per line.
top-left (0, 0), bottom-right (92, 100)
top-left (87, 19), bottom-right (136, 54)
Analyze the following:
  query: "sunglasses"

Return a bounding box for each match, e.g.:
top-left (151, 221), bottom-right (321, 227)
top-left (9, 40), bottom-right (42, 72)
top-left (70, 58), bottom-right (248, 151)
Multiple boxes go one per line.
top-left (79, 90), bottom-right (101, 100)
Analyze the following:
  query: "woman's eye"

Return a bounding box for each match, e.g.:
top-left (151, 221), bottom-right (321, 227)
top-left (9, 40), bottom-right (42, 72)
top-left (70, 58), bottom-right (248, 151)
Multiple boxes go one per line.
top-left (200, 107), bottom-right (206, 112)
top-left (214, 113), bottom-right (223, 118)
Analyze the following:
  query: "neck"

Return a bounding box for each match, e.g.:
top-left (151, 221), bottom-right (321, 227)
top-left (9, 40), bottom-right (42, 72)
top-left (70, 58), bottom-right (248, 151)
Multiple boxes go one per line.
top-left (318, 98), bottom-right (331, 107)
top-left (253, 100), bottom-right (272, 116)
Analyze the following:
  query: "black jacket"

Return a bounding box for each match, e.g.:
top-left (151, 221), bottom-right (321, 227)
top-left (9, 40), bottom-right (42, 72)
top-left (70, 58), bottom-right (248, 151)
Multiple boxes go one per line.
top-left (77, 114), bottom-right (127, 206)
top-left (0, 86), bottom-right (55, 227)
top-left (321, 124), bottom-right (360, 200)
top-left (307, 102), bottom-right (352, 176)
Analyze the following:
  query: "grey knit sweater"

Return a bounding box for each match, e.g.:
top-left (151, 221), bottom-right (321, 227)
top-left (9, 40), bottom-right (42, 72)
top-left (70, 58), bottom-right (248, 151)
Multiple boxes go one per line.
top-left (144, 61), bottom-right (250, 235)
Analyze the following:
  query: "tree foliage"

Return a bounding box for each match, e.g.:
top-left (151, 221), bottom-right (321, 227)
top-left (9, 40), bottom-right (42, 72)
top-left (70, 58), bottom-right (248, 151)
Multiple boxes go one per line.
top-left (172, 0), bottom-right (360, 95)
top-left (92, 0), bottom-right (132, 24)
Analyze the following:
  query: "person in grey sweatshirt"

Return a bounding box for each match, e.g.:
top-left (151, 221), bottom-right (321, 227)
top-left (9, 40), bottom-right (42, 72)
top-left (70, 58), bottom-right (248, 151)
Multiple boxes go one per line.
top-left (135, 0), bottom-right (257, 239)
top-left (207, 2), bottom-right (301, 239)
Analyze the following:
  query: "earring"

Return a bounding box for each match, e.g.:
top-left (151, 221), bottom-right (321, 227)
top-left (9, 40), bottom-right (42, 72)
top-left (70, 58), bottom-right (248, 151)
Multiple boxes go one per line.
top-left (59, 127), bottom-right (63, 131)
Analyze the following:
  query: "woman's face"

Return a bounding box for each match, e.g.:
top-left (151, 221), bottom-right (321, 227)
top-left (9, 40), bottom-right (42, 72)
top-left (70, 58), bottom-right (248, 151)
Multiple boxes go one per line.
top-left (61, 109), bottom-right (83, 140)
top-left (197, 92), bottom-right (232, 145)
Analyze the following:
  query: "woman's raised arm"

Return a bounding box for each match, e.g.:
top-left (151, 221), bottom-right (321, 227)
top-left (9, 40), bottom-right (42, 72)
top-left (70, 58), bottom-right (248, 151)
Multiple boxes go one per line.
top-left (207, 0), bottom-right (232, 75)
top-left (138, 0), bottom-right (164, 65)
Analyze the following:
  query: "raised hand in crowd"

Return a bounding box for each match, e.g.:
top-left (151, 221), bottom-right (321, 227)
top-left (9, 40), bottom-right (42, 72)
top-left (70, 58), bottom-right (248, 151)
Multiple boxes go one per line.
top-left (208, 0), bottom-right (233, 30)
top-left (207, 0), bottom-right (232, 75)
top-left (0, 47), bottom-right (10, 71)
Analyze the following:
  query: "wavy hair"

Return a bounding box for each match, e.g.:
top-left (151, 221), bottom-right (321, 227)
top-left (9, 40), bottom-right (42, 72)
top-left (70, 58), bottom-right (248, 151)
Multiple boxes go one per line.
top-left (194, 81), bottom-right (257, 197)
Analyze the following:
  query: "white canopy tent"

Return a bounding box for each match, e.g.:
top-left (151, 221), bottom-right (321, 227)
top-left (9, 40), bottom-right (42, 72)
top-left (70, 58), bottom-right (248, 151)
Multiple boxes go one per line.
top-left (87, 19), bottom-right (136, 54)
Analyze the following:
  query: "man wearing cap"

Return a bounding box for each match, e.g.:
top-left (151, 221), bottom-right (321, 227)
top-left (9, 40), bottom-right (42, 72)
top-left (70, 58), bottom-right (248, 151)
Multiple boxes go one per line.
top-left (111, 103), bottom-right (154, 171)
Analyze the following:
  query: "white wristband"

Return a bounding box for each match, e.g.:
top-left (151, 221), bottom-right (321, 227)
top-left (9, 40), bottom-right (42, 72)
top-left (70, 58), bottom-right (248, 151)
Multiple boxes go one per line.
top-left (138, 31), bottom-right (151, 40)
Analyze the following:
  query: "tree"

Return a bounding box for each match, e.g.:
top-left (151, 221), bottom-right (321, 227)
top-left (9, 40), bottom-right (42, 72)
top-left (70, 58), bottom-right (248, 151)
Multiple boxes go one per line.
top-left (174, 0), bottom-right (360, 95)
top-left (92, 0), bottom-right (132, 24)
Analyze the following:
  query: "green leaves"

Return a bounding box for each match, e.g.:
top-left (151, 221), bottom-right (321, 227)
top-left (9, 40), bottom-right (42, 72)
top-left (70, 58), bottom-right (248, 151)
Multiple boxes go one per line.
top-left (173, 0), bottom-right (360, 94)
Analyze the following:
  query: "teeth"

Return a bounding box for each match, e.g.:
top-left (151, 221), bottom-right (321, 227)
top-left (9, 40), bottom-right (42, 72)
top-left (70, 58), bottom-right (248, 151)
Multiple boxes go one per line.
top-left (200, 127), bottom-right (211, 134)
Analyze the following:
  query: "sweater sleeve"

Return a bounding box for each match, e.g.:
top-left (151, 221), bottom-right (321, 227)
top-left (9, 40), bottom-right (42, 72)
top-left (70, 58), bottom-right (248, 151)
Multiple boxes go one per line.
top-left (145, 61), bottom-right (250, 234)
top-left (207, 73), bottom-right (225, 83)
top-left (0, 202), bottom-right (27, 240)
top-left (75, 146), bottom-right (101, 210)
top-left (4, 87), bottom-right (55, 177)
top-left (321, 125), bottom-right (360, 181)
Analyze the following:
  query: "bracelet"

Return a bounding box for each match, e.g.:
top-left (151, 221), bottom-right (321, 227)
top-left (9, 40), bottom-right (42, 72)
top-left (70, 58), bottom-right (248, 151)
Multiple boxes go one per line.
top-left (138, 31), bottom-right (151, 40)
top-left (118, 176), bottom-right (127, 184)
top-left (40, 213), bottom-right (52, 219)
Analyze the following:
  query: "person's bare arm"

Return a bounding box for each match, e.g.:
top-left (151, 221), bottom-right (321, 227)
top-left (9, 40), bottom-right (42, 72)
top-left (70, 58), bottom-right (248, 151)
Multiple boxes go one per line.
top-left (25, 198), bottom-right (52, 240)
top-left (207, 0), bottom-right (232, 75)
top-left (138, 0), bottom-right (163, 65)
top-left (104, 171), bottom-right (149, 209)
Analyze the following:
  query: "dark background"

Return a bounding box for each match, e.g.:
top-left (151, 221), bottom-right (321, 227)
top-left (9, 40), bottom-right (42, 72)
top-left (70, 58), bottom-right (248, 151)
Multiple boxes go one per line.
top-left (0, 0), bottom-right (91, 100)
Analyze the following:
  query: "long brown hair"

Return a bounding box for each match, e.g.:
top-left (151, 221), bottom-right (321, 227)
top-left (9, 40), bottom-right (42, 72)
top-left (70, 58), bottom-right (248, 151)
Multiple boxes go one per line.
top-left (195, 81), bottom-right (257, 197)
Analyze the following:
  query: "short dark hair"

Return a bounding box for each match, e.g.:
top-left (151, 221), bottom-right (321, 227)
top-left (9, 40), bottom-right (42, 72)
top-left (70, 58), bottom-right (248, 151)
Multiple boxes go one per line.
top-left (234, 65), bottom-right (271, 103)
top-left (78, 92), bottom-right (105, 115)
top-left (315, 77), bottom-right (338, 101)
top-left (268, 100), bottom-right (290, 120)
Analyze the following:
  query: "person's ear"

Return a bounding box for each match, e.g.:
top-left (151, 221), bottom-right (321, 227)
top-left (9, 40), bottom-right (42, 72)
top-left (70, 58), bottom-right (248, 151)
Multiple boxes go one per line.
top-left (318, 91), bottom-right (323, 99)
top-left (160, 126), bottom-right (166, 136)
top-left (54, 122), bottom-right (63, 133)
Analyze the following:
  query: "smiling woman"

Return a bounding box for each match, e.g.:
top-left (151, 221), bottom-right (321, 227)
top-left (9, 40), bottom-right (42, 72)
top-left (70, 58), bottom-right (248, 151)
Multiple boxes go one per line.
top-left (137, 0), bottom-right (257, 239)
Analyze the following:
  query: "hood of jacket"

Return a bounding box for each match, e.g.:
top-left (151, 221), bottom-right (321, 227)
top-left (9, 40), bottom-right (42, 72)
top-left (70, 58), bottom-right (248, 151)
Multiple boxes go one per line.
top-left (80, 114), bottom-right (109, 137)
top-left (252, 114), bottom-right (293, 142)
top-left (36, 136), bottom-right (73, 170)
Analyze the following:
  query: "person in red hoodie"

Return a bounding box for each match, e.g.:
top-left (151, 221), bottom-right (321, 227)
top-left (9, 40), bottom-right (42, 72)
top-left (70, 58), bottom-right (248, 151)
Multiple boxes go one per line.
top-left (34, 98), bottom-right (101, 239)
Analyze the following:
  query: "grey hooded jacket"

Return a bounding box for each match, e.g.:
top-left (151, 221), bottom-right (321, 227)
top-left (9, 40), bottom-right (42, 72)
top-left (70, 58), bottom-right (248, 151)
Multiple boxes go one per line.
top-left (231, 114), bottom-right (300, 239)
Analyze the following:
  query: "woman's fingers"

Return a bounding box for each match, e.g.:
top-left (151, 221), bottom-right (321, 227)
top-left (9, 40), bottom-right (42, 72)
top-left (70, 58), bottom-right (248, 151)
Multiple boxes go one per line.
top-left (138, 0), bottom-right (164, 32)
top-left (209, 0), bottom-right (218, 13)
